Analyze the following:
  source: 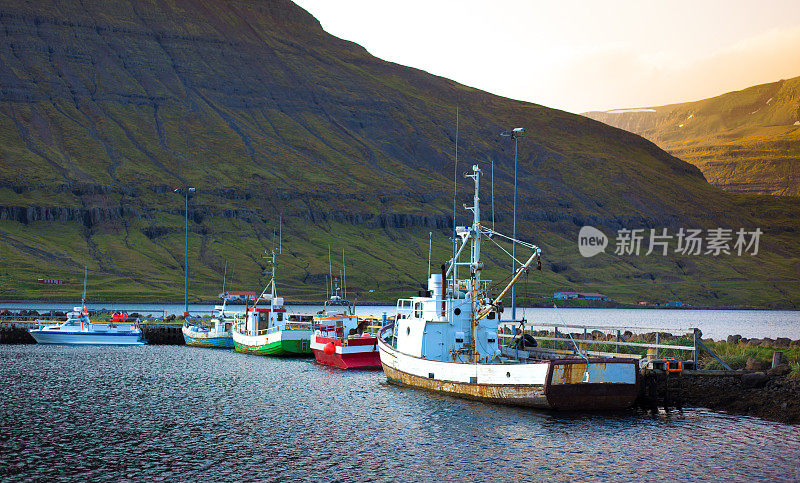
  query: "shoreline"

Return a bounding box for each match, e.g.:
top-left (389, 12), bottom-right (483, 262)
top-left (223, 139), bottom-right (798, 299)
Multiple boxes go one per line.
top-left (1, 299), bottom-right (798, 311)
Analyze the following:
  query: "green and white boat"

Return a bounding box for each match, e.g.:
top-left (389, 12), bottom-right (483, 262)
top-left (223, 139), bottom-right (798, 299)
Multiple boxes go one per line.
top-left (231, 252), bottom-right (313, 356)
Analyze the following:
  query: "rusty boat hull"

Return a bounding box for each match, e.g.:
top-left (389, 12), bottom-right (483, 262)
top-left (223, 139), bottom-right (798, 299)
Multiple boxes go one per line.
top-left (378, 336), bottom-right (639, 410)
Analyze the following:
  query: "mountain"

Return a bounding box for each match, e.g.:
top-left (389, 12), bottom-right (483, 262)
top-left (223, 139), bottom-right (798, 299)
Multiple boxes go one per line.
top-left (0, 0), bottom-right (798, 308)
top-left (583, 77), bottom-right (800, 196)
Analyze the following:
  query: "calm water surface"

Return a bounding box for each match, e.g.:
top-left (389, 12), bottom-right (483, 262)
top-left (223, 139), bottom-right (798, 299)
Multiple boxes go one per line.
top-left (5, 302), bottom-right (799, 339)
top-left (1, 345), bottom-right (799, 481)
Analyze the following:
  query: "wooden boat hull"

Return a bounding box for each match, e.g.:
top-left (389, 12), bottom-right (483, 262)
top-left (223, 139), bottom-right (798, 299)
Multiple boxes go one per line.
top-left (310, 333), bottom-right (381, 369)
top-left (378, 334), bottom-right (639, 410)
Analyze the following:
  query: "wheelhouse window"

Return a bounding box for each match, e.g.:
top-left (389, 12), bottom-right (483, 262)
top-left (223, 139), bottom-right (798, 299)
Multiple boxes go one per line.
top-left (414, 302), bottom-right (423, 318)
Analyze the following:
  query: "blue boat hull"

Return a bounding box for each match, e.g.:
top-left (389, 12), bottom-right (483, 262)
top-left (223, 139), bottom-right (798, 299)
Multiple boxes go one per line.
top-left (183, 333), bottom-right (234, 348)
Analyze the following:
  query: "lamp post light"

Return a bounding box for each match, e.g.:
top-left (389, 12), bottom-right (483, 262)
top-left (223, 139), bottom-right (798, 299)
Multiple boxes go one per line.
top-left (500, 127), bottom-right (525, 321)
top-left (174, 187), bottom-right (196, 316)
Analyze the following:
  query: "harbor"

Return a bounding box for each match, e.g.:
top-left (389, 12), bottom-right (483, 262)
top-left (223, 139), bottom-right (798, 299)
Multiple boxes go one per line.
top-left (2, 306), bottom-right (799, 424)
top-left (1, 0), bottom-right (800, 479)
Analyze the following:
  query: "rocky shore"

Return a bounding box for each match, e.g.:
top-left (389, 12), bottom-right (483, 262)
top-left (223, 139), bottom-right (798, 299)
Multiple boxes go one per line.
top-left (674, 370), bottom-right (800, 424)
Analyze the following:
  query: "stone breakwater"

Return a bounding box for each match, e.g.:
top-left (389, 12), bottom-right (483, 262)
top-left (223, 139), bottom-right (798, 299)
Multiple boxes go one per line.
top-left (724, 334), bottom-right (800, 348)
top-left (667, 370), bottom-right (800, 424)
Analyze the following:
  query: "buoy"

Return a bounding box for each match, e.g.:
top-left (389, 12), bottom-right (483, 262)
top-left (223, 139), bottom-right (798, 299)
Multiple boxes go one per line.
top-left (323, 342), bottom-right (335, 355)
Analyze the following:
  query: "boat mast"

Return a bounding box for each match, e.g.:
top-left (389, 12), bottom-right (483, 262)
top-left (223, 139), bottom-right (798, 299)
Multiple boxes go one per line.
top-left (342, 248), bottom-right (347, 298)
top-left (328, 245), bottom-right (333, 298)
top-left (81, 266), bottom-right (87, 308)
top-left (81, 267), bottom-right (88, 329)
top-left (466, 165), bottom-right (482, 361)
top-left (222, 260), bottom-right (227, 294)
top-left (270, 251), bottom-right (276, 311)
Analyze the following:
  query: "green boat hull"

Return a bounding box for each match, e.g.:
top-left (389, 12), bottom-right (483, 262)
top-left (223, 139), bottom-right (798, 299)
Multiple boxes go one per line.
top-left (234, 338), bottom-right (311, 356)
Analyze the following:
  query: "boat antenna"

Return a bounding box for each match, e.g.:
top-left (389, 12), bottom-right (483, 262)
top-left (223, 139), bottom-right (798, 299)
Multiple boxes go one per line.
top-left (451, 105), bottom-right (459, 304)
top-left (270, 250), bottom-right (276, 310)
top-left (82, 266), bottom-right (87, 305)
top-left (279, 214), bottom-right (282, 254)
top-left (491, 156), bottom-right (495, 231)
top-left (325, 275), bottom-right (329, 300)
top-left (427, 231), bottom-right (432, 280)
top-left (222, 260), bottom-right (228, 295)
top-left (342, 248), bottom-right (347, 298)
top-left (328, 244), bottom-right (333, 298)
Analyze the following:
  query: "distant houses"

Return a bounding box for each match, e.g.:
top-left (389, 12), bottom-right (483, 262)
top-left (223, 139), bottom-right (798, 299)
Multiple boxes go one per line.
top-left (553, 291), bottom-right (608, 301)
top-left (665, 301), bottom-right (683, 307)
top-left (37, 278), bottom-right (63, 285)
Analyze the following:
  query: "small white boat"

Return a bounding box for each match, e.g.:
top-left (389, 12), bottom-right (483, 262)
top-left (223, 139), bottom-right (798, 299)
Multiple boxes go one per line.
top-left (30, 306), bottom-right (145, 345)
top-left (29, 268), bottom-right (145, 345)
top-left (182, 302), bottom-right (235, 348)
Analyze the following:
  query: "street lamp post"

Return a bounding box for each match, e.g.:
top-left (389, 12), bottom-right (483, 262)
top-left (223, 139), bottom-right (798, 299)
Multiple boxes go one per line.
top-left (500, 127), bottom-right (525, 321)
top-left (174, 187), bottom-right (196, 316)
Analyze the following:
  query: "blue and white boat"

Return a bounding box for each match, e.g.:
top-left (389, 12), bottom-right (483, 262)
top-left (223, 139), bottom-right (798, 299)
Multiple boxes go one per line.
top-left (29, 269), bottom-right (145, 345)
top-left (182, 303), bottom-right (235, 348)
top-left (29, 306), bottom-right (145, 345)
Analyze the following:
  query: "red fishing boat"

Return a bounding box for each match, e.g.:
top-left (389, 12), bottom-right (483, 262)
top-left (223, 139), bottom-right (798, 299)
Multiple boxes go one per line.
top-left (310, 296), bottom-right (381, 369)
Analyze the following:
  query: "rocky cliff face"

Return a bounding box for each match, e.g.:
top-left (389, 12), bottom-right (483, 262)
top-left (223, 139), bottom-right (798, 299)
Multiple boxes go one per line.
top-left (0, 0), bottom-right (798, 306)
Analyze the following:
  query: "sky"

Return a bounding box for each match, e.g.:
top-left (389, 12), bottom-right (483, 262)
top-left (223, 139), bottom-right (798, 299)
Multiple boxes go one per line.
top-left (293, 0), bottom-right (800, 113)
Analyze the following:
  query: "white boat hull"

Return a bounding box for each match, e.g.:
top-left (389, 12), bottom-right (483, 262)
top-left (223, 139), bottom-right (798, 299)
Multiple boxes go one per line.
top-left (30, 329), bottom-right (145, 345)
top-left (377, 330), bottom-right (639, 410)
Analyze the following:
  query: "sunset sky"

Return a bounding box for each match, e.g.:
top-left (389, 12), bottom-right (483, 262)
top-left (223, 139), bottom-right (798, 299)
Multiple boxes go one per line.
top-left (294, 0), bottom-right (800, 113)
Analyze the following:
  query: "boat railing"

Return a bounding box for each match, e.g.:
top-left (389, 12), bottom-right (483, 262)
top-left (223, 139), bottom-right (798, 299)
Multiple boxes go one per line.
top-left (444, 279), bottom-right (492, 299)
top-left (498, 320), bottom-right (701, 363)
top-left (238, 320), bottom-right (313, 337)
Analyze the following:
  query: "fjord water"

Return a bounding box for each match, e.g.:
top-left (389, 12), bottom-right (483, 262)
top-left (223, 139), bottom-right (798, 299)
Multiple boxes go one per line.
top-left (2, 345), bottom-right (799, 481)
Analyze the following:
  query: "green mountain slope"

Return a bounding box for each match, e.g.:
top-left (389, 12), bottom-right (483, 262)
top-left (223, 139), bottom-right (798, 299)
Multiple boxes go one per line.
top-left (0, 0), bottom-right (798, 308)
top-left (584, 77), bottom-right (800, 196)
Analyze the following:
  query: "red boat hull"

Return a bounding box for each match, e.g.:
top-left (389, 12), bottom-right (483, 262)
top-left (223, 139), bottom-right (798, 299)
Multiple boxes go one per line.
top-left (311, 334), bottom-right (381, 370)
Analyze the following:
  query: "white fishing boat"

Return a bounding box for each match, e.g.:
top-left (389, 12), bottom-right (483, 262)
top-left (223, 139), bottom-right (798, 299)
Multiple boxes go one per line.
top-left (377, 165), bottom-right (639, 410)
top-left (29, 269), bottom-right (145, 345)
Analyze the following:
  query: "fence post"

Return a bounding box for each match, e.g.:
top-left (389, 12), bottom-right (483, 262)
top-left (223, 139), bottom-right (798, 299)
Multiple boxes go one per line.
top-left (655, 332), bottom-right (660, 359)
top-left (772, 351), bottom-right (783, 369)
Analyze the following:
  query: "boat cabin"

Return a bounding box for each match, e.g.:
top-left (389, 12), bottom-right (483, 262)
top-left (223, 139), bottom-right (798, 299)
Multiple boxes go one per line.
top-left (237, 297), bottom-right (287, 336)
top-left (314, 298), bottom-right (359, 338)
top-left (391, 274), bottom-right (501, 363)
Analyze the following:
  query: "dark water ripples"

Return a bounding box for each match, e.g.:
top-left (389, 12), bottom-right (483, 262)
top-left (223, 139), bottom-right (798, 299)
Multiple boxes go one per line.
top-left (2, 345), bottom-right (800, 481)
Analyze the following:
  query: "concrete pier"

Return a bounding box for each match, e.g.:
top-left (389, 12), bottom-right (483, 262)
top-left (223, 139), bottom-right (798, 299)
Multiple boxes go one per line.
top-left (140, 323), bottom-right (184, 345)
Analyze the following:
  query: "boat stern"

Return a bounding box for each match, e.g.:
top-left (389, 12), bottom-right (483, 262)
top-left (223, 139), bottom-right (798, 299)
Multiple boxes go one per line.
top-left (545, 358), bottom-right (640, 410)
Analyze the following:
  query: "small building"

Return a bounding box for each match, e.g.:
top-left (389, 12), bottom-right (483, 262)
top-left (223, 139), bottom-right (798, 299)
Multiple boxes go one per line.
top-left (37, 278), bottom-right (63, 285)
top-left (665, 300), bottom-right (683, 307)
top-left (553, 291), bottom-right (608, 301)
top-left (219, 291), bottom-right (257, 303)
